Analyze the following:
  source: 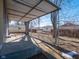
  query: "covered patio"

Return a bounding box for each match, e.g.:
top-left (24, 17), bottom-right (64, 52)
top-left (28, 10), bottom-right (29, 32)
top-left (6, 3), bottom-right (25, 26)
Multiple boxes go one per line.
top-left (0, 0), bottom-right (60, 59)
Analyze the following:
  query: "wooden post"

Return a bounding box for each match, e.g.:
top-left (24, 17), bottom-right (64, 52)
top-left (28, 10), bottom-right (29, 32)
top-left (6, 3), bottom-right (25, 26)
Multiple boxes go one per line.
top-left (24, 21), bottom-right (31, 41)
top-left (4, 0), bottom-right (9, 37)
top-left (0, 0), bottom-right (4, 50)
top-left (51, 12), bottom-right (58, 45)
top-left (50, 0), bottom-right (62, 45)
top-left (0, 0), bottom-right (8, 51)
top-left (25, 21), bottom-right (30, 35)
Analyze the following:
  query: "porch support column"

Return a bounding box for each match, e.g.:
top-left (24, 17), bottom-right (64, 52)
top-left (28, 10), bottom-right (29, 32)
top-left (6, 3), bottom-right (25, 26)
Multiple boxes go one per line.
top-left (24, 21), bottom-right (31, 41)
top-left (0, 0), bottom-right (8, 51)
top-left (0, 0), bottom-right (5, 50)
top-left (51, 12), bottom-right (58, 45)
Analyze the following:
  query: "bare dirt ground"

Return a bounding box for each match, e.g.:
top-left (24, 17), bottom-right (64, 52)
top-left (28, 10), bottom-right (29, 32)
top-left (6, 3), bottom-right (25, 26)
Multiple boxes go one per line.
top-left (30, 32), bottom-right (79, 53)
top-left (30, 32), bottom-right (79, 59)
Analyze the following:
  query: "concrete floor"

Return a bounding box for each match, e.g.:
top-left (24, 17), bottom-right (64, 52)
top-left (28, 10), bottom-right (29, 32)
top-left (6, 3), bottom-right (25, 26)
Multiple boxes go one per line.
top-left (0, 33), bottom-right (41, 59)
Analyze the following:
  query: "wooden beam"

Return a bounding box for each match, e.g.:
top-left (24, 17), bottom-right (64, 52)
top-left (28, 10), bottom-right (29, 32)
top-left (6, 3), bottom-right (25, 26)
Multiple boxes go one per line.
top-left (8, 13), bottom-right (33, 19)
top-left (17, 0), bottom-right (43, 21)
top-left (8, 8), bottom-right (37, 16)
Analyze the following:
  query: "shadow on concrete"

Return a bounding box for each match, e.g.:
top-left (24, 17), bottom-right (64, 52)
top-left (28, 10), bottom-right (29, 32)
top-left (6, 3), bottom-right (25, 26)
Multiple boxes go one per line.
top-left (28, 51), bottom-right (56, 59)
top-left (0, 34), bottom-right (57, 59)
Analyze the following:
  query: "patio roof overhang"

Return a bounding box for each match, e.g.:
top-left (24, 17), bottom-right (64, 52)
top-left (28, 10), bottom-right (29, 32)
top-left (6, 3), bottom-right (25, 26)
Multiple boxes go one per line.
top-left (6, 0), bottom-right (59, 22)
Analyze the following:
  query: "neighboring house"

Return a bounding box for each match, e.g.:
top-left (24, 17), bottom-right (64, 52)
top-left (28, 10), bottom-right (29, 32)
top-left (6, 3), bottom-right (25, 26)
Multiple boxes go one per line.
top-left (59, 23), bottom-right (79, 30)
top-left (30, 26), bottom-right (53, 32)
top-left (59, 23), bottom-right (79, 38)
top-left (36, 26), bottom-right (53, 33)
top-left (40, 26), bottom-right (53, 32)
top-left (9, 25), bottom-right (25, 33)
